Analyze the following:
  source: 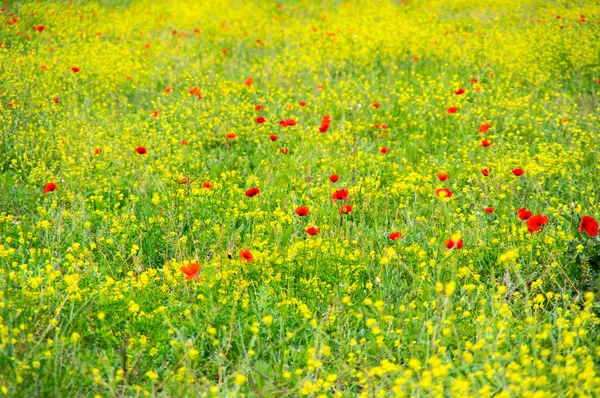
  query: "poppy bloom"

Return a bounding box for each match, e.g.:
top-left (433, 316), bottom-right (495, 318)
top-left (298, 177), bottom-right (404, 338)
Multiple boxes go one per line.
top-left (526, 214), bottom-right (549, 233)
top-left (221, 49), bottom-right (229, 54)
top-left (512, 168), bottom-right (524, 176)
top-left (283, 119), bottom-right (297, 127)
top-left (299, 101), bottom-right (307, 107)
top-left (180, 140), bottom-right (188, 145)
top-left (202, 181), bottom-right (213, 189)
top-left (481, 139), bottom-right (493, 147)
top-left (244, 77), bottom-right (253, 87)
top-left (43, 182), bottom-right (58, 195)
top-left (454, 88), bottom-right (465, 95)
top-left (295, 206), bottom-right (309, 216)
top-left (481, 168), bottom-right (490, 176)
top-left (517, 208), bottom-right (532, 220)
top-left (281, 148), bottom-right (289, 154)
top-left (470, 78), bottom-right (479, 83)
top-left (269, 135), bottom-right (278, 141)
top-left (372, 103), bottom-right (381, 108)
top-left (151, 110), bottom-right (159, 118)
top-left (447, 107), bottom-right (458, 114)
top-left (445, 236), bottom-right (463, 250)
top-left (306, 226), bottom-right (321, 236)
top-left (164, 87), bottom-right (173, 93)
top-left (71, 67), bottom-right (80, 73)
top-left (255, 104), bottom-right (264, 112)
top-left (178, 177), bottom-right (189, 185)
top-left (135, 146), bottom-right (147, 154)
top-left (240, 248), bottom-right (253, 262)
top-left (479, 123), bottom-right (491, 133)
top-left (339, 205), bottom-right (353, 214)
top-left (579, 216), bottom-right (598, 237)
top-left (388, 231), bottom-right (402, 240)
top-left (226, 133), bottom-right (236, 139)
top-left (245, 187), bottom-right (260, 197)
top-left (436, 173), bottom-right (448, 181)
top-left (94, 148), bottom-right (103, 155)
top-left (329, 174), bottom-right (339, 183)
top-left (180, 262), bottom-right (201, 281)
top-left (53, 97), bottom-right (60, 104)
top-left (380, 147), bottom-right (389, 153)
top-left (381, 124), bottom-right (389, 129)
top-left (484, 207), bottom-right (495, 213)
top-left (374, 124), bottom-right (381, 129)
top-left (256, 116), bottom-right (266, 124)
top-left (436, 188), bottom-right (452, 199)
top-left (188, 86), bottom-right (202, 99)
top-left (332, 189), bottom-right (349, 201)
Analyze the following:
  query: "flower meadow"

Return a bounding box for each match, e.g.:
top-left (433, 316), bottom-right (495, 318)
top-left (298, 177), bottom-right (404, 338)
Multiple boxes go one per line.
top-left (1, 0), bottom-right (600, 396)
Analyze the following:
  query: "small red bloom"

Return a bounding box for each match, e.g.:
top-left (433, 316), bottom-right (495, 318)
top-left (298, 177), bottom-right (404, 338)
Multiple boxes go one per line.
top-left (71, 67), bottom-right (80, 73)
top-left (180, 140), bottom-right (188, 146)
top-left (484, 207), bottom-right (495, 213)
top-left (255, 104), bottom-right (264, 112)
top-left (202, 181), bottom-right (213, 189)
top-left (244, 77), bottom-right (253, 87)
top-left (285, 119), bottom-right (296, 127)
top-left (454, 88), bottom-right (465, 95)
top-left (579, 216), bottom-right (598, 237)
top-left (94, 148), bottom-right (103, 155)
top-left (372, 103), bottom-right (381, 108)
top-left (53, 97), bottom-right (60, 104)
top-left (470, 78), bottom-right (478, 83)
top-left (329, 174), bottom-right (339, 183)
top-left (239, 248), bottom-right (253, 262)
top-left (526, 214), bottom-right (548, 233)
top-left (269, 135), bottom-right (278, 141)
top-left (512, 168), bottom-right (524, 176)
top-left (447, 107), bottom-right (458, 114)
top-left (445, 237), bottom-right (463, 250)
top-left (481, 139), bottom-right (493, 147)
top-left (479, 123), bottom-right (491, 133)
top-left (180, 262), bottom-right (201, 280)
top-left (281, 148), bottom-right (289, 155)
top-left (164, 87), bottom-right (173, 93)
top-left (380, 147), bottom-right (389, 153)
top-left (306, 226), bottom-right (321, 236)
top-left (245, 187), bottom-right (260, 197)
top-left (517, 208), bottom-right (532, 220)
top-left (436, 188), bottom-right (452, 199)
top-left (332, 189), bottom-right (349, 201)
top-left (151, 110), bottom-right (159, 118)
top-left (436, 173), bottom-right (448, 181)
top-left (43, 182), bottom-right (58, 195)
top-left (388, 232), bottom-right (402, 240)
top-left (188, 86), bottom-right (202, 99)
top-left (299, 101), bottom-right (307, 107)
top-left (381, 124), bottom-right (389, 129)
top-left (135, 146), bottom-right (147, 154)
top-left (178, 177), bottom-right (189, 185)
top-left (226, 133), bottom-right (236, 139)
top-left (256, 116), bottom-right (266, 124)
top-left (339, 205), bottom-right (353, 214)
top-left (481, 168), bottom-right (490, 176)
top-left (295, 206), bottom-right (309, 216)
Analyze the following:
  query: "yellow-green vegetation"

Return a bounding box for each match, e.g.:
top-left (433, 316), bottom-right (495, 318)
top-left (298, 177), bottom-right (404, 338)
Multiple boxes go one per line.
top-left (1, 0), bottom-right (600, 396)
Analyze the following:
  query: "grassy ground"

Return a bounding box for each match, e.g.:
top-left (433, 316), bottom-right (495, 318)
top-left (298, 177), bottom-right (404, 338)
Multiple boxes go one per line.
top-left (1, 0), bottom-right (600, 396)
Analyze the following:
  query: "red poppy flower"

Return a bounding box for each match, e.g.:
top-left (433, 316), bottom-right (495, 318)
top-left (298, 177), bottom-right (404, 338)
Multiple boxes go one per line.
top-left (329, 174), bottom-right (339, 183)
top-left (269, 135), bottom-right (278, 141)
top-left (380, 147), bottom-right (389, 153)
top-left (445, 237), bottom-right (463, 250)
top-left (517, 208), bottom-right (532, 220)
top-left (526, 214), bottom-right (548, 233)
top-left (281, 148), bottom-right (289, 154)
top-left (306, 226), bottom-right (321, 236)
top-left (180, 262), bottom-right (201, 281)
top-left (381, 125), bottom-right (389, 129)
top-left (481, 168), bottom-right (490, 176)
top-left (374, 124), bottom-right (381, 129)
top-left (202, 181), bottom-right (213, 189)
top-left (37, 25), bottom-right (45, 33)
top-left (239, 249), bottom-right (253, 263)
top-left (484, 207), bottom-right (494, 213)
top-left (285, 119), bottom-right (296, 127)
top-left (436, 173), bottom-right (448, 181)
top-left (339, 205), bottom-right (353, 214)
top-left (135, 146), bottom-right (147, 154)
top-left (71, 67), bottom-right (80, 73)
top-left (178, 177), bottom-right (189, 185)
top-left (226, 133), bottom-right (236, 139)
top-left (43, 182), bottom-right (58, 195)
top-left (299, 101), bottom-right (307, 107)
top-left (164, 87), bottom-right (173, 93)
top-left (436, 188), bottom-right (452, 198)
top-left (332, 189), bottom-right (349, 201)
top-left (188, 86), bottom-right (202, 99)
top-left (53, 97), bottom-right (60, 104)
top-left (180, 140), bottom-right (189, 145)
top-left (481, 139), bottom-right (493, 147)
top-left (151, 110), bottom-right (159, 118)
top-left (447, 107), bottom-right (458, 114)
top-left (372, 103), bottom-right (381, 108)
top-left (388, 231), bottom-right (402, 240)
top-left (256, 116), bottom-right (266, 124)
top-left (255, 104), bottom-right (264, 112)
top-left (245, 187), bottom-right (260, 197)
top-left (479, 123), bottom-right (491, 133)
top-left (470, 78), bottom-right (479, 83)
top-left (221, 49), bottom-right (229, 54)
top-left (319, 115), bottom-right (331, 133)
top-left (579, 216), bottom-right (598, 237)
top-left (454, 88), bottom-right (465, 95)
top-left (512, 168), bottom-right (524, 176)
top-left (94, 148), bottom-right (103, 155)
top-left (295, 206), bottom-right (309, 216)
top-left (245, 77), bottom-right (253, 87)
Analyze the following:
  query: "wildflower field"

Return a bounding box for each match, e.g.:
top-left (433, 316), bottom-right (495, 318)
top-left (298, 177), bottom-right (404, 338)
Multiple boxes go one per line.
top-left (2, 0), bottom-right (600, 396)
